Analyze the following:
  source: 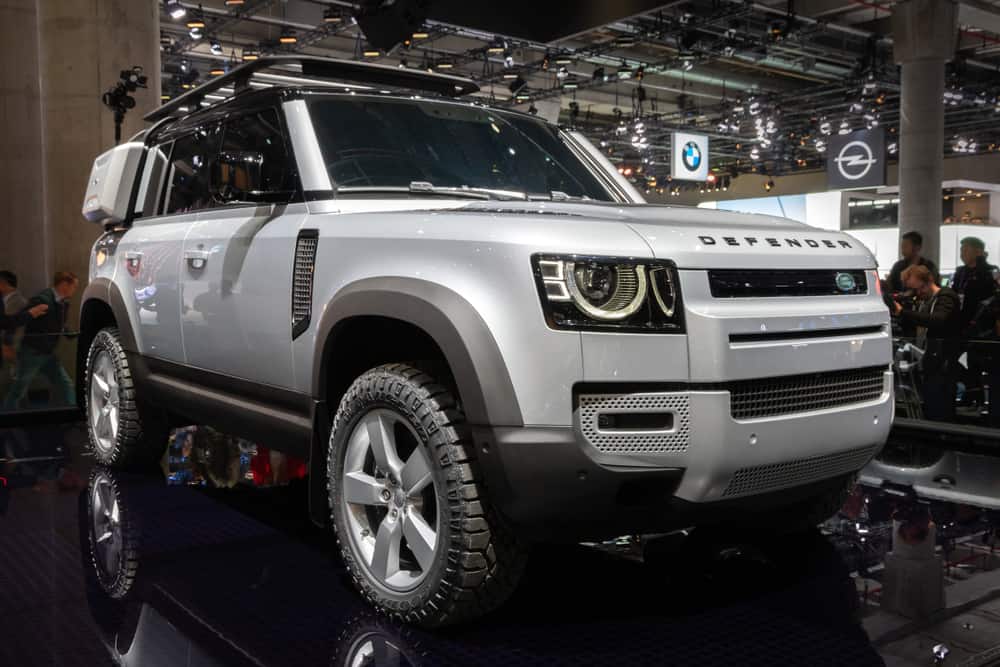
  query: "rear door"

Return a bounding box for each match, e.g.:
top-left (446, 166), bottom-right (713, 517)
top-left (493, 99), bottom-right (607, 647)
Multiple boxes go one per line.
top-left (116, 137), bottom-right (202, 363)
top-left (179, 107), bottom-right (305, 389)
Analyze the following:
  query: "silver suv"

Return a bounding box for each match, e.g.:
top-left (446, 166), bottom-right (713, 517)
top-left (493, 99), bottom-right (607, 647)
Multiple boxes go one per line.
top-left (78, 57), bottom-right (893, 626)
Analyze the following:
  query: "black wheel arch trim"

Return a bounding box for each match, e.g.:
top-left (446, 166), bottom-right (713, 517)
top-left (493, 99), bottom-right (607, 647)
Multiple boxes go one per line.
top-left (312, 277), bottom-right (523, 427)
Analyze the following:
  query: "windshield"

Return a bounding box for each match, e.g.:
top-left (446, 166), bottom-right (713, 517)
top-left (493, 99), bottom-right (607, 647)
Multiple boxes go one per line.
top-left (307, 95), bottom-right (615, 201)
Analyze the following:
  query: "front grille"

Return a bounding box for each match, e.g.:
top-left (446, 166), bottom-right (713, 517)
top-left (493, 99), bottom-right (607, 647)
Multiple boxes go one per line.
top-left (729, 366), bottom-right (886, 420)
top-left (578, 391), bottom-right (690, 454)
top-left (291, 230), bottom-right (319, 339)
top-left (722, 445), bottom-right (876, 498)
top-left (708, 269), bottom-right (867, 298)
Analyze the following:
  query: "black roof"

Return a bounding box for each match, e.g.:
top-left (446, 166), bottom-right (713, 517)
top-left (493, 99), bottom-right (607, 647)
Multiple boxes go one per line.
top-left (145, 55), bottom-right (480, 123)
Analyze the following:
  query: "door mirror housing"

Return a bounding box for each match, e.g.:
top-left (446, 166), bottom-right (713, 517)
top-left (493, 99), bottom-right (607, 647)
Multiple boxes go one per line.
top-left (210, 151), bottom-right (293, 203)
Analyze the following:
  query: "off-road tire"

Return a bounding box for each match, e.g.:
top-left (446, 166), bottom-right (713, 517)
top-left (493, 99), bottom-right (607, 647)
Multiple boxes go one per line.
top-left (85, 467), bottom-right (141, 599)
top-left (328, 363), bottom-right (527, 627)
top-left (84, 327), bottom-right (168, 468)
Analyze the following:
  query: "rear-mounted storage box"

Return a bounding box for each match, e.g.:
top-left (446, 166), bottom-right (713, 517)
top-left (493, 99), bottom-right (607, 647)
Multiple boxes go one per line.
top-left (81, 142), bottom-right (145, 224)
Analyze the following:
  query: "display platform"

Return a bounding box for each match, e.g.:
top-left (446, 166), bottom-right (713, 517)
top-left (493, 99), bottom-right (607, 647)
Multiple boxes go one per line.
top-left (1, 422), bottom-right (884, 666)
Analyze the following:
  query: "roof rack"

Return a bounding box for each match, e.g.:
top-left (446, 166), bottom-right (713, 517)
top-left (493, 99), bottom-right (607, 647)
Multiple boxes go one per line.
top-left (145, 55), bottom-right (480, 123)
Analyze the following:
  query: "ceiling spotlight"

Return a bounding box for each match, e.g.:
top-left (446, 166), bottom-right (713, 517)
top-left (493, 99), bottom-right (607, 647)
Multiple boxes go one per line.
top-left (166, 0), bottom-right (186, 20)
top-left (887, 141), bottom-right (897, 155)
top-left (556, 66), bottom-right (569, 80)
top-left (838, 119), bottom-right (851, 135)
top-left (186, 5), bottom-right (206, 29)
top-left (323, 7), bottom-right (342, 22)
top-left (750, 147), bottom-right (761, 161)
top-left (279, 29), bottom-right (297, 44)
top-left (819, 119), bottom-right (832, 135)
top-left (210, 66), bottom-right (225, 76)
top-left (412, 31), bottom-right (429, 39)
top-left (363, 48), bottom-right (381, 57)
top-left (242, 47), bottom-right (259, 61)
top-left (504, 53), bottom-right (515, 68)
top-left (815, 139), bottom-right (827, 152)
top-left (210, 39), bottom-right (223, 55)
top-left (189, 28), bottom-right (203, 40)
top-left (764, 178), bottom-right (775, 192)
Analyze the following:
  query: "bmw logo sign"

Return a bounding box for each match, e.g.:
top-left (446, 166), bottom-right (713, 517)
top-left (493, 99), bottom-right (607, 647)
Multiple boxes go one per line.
top-left (835, 272), bottom-right (857, 292)
top-left (682, 141), bottom-right (702, 171)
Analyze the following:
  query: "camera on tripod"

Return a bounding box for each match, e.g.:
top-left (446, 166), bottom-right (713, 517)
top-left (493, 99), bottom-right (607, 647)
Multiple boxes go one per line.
top-left (102, 66), bottom-right (148, 143)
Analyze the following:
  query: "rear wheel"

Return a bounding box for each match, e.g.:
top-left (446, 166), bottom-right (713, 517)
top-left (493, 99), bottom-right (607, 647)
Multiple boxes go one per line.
top-left (85, 327), bottom-right (168, 468)
top-left (328, 364), bottom-right (527, 627)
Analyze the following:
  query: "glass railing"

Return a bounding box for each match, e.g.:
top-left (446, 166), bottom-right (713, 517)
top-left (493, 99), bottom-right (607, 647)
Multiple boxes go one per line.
top-left (0, 331), bottom-right (80, 416)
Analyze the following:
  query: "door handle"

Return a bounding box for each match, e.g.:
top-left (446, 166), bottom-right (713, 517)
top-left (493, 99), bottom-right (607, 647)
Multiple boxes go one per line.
top-left (184, 249), bottom-right (210, 271)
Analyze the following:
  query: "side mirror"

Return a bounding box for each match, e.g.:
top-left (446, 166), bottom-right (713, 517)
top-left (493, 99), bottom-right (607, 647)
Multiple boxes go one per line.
top-left (210, 151), bottom-right (292, 203)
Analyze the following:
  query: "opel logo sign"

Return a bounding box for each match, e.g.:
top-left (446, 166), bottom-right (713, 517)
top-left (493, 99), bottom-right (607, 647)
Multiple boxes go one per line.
top-left (833, 140), bottom-right (877, 181)
top-left (835, 272), bottom-right (857, 292)
top-left (682, 141), bottom-right (702, 171)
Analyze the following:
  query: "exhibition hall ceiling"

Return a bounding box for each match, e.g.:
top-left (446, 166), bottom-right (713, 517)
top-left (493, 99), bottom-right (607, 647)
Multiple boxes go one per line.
top-left (157, 0), bottom-right (1000, 189)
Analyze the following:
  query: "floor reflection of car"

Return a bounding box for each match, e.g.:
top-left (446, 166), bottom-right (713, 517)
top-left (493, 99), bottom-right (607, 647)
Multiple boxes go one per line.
top-left (80, 466), bottom-right (883, 667)
top-left (860, 441), bottom-right (1000, 510)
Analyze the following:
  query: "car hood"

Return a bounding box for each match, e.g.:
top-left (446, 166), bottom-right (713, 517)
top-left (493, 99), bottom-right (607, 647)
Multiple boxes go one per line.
top-left (452, 201), bottom-right (876, 270)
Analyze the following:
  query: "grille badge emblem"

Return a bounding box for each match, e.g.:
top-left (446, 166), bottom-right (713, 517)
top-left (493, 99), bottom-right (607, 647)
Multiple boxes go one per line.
top-left (835, 272), bottom-right (856, 292)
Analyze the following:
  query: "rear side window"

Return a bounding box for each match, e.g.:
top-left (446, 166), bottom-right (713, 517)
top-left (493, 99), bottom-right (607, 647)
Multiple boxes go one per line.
top-left (221, 108), bottom-right (293, 194)
top-left (165, 126), bottom-right (221, 214)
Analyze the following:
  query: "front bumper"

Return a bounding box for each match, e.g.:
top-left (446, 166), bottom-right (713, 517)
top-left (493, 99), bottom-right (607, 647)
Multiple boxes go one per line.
top-left (472, 372), bottom-right (892, 541)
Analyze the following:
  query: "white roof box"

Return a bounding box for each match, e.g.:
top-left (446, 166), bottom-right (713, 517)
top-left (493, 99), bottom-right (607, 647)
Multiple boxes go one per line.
top-left (82, 142), bottom-right (145, 224)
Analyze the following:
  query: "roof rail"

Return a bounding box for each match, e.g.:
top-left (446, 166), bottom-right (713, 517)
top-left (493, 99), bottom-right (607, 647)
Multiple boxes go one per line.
top-left (145, 55), bottom-right (480, 123)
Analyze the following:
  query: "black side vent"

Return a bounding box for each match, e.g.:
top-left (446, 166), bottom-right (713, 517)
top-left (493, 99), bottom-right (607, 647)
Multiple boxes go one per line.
top-left (291, 230), bottom-right (319, 339)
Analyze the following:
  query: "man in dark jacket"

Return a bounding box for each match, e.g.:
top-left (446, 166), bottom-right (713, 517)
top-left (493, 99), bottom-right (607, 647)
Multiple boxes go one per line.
top-left (3, 272), bottom-right (79, 409)
top-left (888, 231), bottom-right (939, 293)
top-left (0, 270), bottom-right (48, 370)
top-left (952, 236), bottom-right (998, 335)
top-left (893, 264), bottom-right (964, 421)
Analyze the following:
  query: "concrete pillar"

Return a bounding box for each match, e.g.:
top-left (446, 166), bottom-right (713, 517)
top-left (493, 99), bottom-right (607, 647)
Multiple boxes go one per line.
top-left (0, 0), bottom-right (160, 320)
top-left (892, 0), bottom-right (958, 269)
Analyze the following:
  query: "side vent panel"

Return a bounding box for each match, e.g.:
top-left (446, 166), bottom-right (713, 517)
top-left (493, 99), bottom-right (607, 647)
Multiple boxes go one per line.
top-left (291, 229), bottom-right (319, 340)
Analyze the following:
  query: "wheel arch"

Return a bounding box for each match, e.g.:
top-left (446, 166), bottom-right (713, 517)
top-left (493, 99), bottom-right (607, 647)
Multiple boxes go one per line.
top-left (312, 277), bottom-right (522, 428)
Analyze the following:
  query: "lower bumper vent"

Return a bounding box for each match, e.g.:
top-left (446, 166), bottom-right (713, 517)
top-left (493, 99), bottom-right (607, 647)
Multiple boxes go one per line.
top-left (722, 445), bottom-right (877, 498)
top-left (729, 366), bottom-right (886, 420)
top-left (578, 392), bottom-right (690, 454)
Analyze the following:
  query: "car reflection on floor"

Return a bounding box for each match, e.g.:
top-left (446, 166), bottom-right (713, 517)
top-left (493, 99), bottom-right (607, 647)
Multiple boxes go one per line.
top-left (1, 425), bottom-right (883, 667)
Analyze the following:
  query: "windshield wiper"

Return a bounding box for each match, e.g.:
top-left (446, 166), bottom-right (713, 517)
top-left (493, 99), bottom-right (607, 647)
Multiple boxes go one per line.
top-left (527, 191), bottom-right (593, 202)
top-left (334, 182), bottom-right (528, 201)
top-left (408, 181), bottom-right (528, 201)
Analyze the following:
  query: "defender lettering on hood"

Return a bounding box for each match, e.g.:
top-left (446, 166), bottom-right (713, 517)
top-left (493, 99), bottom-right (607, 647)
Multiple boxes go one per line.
top-left (698, 235), bottom-right (854, 249)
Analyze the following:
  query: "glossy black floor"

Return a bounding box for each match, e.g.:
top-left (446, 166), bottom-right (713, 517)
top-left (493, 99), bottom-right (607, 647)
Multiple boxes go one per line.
top-left (0, 422), bottom-right (883, 666)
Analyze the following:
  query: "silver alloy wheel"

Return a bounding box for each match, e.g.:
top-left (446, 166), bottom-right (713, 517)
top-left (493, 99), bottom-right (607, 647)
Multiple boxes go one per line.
top-left (342, 408), bottom-right (439, 592)
top-left (91, 473), bottom-right (122, 583)
top-left (89, 350), bottom-right (120, 454)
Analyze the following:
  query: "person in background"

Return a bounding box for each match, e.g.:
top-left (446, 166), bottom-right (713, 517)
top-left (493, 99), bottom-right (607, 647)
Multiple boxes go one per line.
top-left (952, 236), bottom-right (998, 334)
top-left (0, 271), bottom-right (48, 371)
top-left (892, 265), bottom-right (964, 421)
top-left (2, 272), bottom-right (79, 410)
top-left (888, 231), bottom-right (939, 294)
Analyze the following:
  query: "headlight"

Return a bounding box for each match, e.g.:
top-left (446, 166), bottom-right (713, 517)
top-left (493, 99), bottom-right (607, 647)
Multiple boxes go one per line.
top-left (533, 255), bottom-right (684, 332)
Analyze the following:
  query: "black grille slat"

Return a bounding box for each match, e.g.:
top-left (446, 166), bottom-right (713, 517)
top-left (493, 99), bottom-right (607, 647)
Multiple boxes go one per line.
top-left (291, 231), bottom-right (319, 339)
top-left (709, 269), bottom-right (867, 298)
top-left (728, 367), bottom-right (885, 420)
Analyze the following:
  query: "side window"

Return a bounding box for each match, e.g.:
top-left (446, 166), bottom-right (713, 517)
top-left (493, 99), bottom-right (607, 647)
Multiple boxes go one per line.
top-left (165, 126), bottom-right (221, 214)
top-left (221, 108), bottom-right (293, 194)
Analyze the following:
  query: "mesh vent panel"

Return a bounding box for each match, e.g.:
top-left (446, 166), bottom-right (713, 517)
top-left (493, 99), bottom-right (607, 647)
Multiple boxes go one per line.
top-left (722, 445), bottom-right (877, 498)
top-left (729, 367), bottom-right (885, 420)
top-left (578, 392), bottom-right (690, 454)
top-left (291, 233), bottom-right (318, 336)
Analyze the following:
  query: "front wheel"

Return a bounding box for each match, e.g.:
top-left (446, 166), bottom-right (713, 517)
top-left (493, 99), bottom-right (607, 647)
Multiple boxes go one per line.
top-left (328, 364), bottom-right (527, 627)
top-left (85, 327), bottom-right (167, 468)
